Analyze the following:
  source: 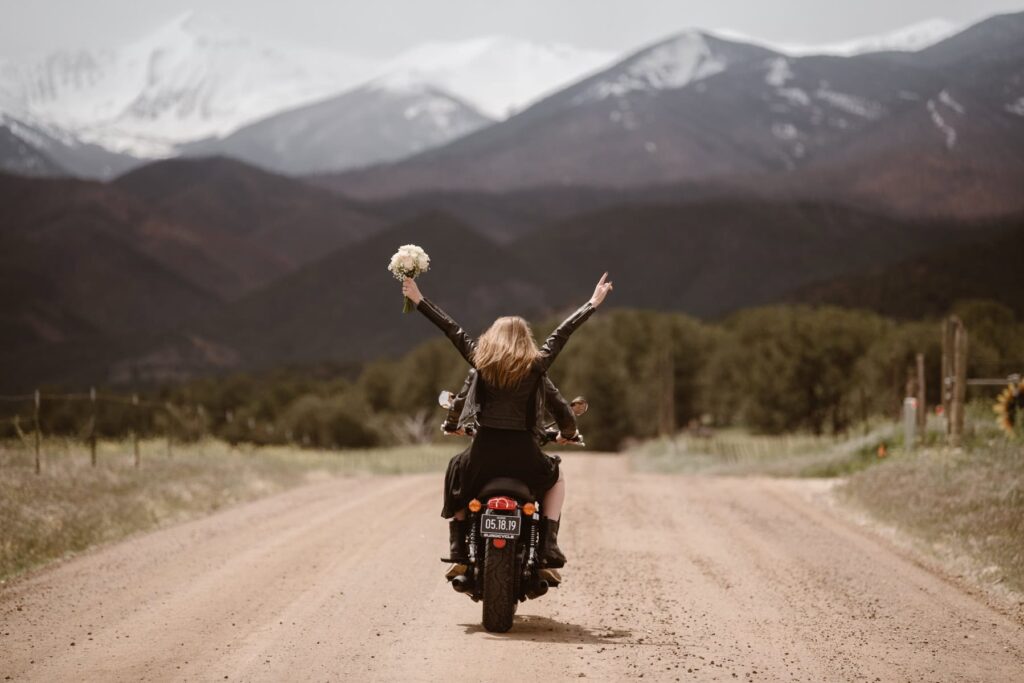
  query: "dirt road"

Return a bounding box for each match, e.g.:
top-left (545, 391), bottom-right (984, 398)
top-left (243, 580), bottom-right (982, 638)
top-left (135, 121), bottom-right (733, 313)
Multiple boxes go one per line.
top-left (2, 454), bottom-right (1022, 682)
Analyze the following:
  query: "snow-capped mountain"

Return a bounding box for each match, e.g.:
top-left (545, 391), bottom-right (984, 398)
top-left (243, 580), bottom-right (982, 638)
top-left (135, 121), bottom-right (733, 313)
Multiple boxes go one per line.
top-left (318, 12), bottom-right (1024, 214)
top-left (567, 30), bottom-right (772, 104)
top-left (0, 9), bottom-right (1016, 186)
top-left (0, 13), bottom-right (612, 173)
top-left (182, 76), bottom-right (492, 175)
top-left (0, 111), bottom-right (142, 178)
top-left (813, 18), bottom-right (962, 55)
top-left (0, 10), bottom-right (372, 157)
top-left (714, 18), bottom-right (962, 57)
top-left (178, 33), bottom-right (610, 174)
top-left (0, 115), bottom-right (64, 176)
top-left (379, 36), bottom-right (616, 118)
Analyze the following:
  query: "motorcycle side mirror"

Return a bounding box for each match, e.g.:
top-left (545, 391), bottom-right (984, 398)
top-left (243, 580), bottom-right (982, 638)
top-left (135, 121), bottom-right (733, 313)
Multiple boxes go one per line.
top-left (438, 390), bottom-right (455, 410)
top-left (570, 396), bottom-right (589, 416)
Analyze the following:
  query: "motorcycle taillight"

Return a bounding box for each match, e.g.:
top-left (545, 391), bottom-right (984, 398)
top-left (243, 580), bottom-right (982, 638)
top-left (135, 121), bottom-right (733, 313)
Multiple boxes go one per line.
top-left (486, 496), bottom-right (518, 511)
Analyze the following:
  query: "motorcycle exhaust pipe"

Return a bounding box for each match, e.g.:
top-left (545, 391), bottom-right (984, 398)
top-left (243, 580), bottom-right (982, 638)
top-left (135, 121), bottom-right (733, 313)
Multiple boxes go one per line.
top-left (451, 574), bottom-right (470, 593)
top-left (527, 580), bottom-right (549, 599)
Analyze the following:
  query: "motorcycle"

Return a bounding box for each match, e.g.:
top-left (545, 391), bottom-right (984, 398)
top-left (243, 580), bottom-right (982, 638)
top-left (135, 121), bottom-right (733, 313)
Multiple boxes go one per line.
top-left (436, 389), bottom-right (588, 633)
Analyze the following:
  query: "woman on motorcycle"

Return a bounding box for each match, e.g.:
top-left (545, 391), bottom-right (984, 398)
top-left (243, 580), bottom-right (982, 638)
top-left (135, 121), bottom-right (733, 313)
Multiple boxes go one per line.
top-left (402, 273), bottom-right (613, 568)
top-left (440, 369), bottom-right (581, 523)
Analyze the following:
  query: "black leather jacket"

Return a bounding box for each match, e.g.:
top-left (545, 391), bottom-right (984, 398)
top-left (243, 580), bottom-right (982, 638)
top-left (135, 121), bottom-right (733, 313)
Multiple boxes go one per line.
top-left (416, 297), bottom-right (595, 434)
top-left (445, 368), bottom-right (578, 440)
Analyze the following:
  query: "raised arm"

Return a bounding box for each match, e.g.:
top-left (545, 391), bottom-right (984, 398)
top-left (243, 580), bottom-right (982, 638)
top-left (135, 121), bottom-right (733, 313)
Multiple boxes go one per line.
top-left (403, 278), bottom-right (476, 364)
top-left (542, 374), bottom-right (578, 439)
top-left (538, 272), bottom-right (614, 371)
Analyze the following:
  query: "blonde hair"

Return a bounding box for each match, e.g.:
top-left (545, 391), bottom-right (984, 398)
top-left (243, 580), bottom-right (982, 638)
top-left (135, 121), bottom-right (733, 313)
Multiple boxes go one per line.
top-left (473, 316), bottom-right (541, 389)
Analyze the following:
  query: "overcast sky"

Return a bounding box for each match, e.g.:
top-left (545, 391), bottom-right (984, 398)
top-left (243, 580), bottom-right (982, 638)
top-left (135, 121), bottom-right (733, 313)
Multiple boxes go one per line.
top-left (2, 0), bottom-right (1023, 58)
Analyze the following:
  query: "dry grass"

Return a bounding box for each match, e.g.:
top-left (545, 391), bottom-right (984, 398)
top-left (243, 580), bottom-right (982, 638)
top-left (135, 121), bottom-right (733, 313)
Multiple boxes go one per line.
top-left (0, 438), bottom-right (452, 580)
top-left (632, 412), bottom-right (1024, 598)
top-left (839, 439), bottom-right (1024, 595)
top-left (632, 424), bottom-right (896, 478)
top-left (630, 411), bottom-right (1024, 598)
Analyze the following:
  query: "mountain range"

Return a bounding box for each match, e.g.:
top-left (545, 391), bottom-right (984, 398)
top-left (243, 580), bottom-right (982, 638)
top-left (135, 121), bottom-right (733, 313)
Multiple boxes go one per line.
top-left (179, 78), bottom-right (494, 175)
top-left (716, 18), bottom-right (961, 57)
top-left (2, 153), bottom-right (1017, 390)
top-left (792, 216), bottom-right (1024, 318)
top-left (0, 10), bottom-right (994, 180)
top-left (0, 11), bottom-right (373, 156)
top-left (3, 11), bottom-right (1024, 390)
top-left (317, 13), bottom-right (1024, 220)
top-left (0, 11), bottom-right (615, 177)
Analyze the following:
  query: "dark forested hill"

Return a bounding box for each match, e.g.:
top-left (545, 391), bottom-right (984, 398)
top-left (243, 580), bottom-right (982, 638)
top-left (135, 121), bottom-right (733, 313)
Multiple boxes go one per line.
top-left (0, 159), bottom-right (385, 389)
top-left (113, 156), bottom-right (384, 296)
top-left (792, 216), bottom-right (1024, 317)
top-left (106, 199), bottom-right (990, 384)
top-left (508, 200), bottom-right (979, 317)
top-left (2, 163), bottom-right (1016, 390)
top-left (104, 212), bottom-right (552, 382)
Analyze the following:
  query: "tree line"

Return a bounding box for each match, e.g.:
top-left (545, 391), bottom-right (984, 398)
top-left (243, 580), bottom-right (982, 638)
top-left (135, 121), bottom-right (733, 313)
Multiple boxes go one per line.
top-left (7, 300), bottom-right (1022, 452)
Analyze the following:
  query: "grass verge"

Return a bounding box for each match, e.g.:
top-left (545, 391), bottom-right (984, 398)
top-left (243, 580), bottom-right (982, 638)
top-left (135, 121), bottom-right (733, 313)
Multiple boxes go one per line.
top-left (0, 438), bottom-right (452, 581)
top-left (839, 439), bottom-right (1024, 596)
top-left (631, 424), bottom-right (897, 477)
top-left (631, 412), bottom-right (1023, 606)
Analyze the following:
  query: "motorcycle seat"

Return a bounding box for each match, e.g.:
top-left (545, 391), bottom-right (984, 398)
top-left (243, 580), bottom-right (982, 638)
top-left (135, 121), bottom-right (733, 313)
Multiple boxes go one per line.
top-left (477, 477), bottom-right (534, 502)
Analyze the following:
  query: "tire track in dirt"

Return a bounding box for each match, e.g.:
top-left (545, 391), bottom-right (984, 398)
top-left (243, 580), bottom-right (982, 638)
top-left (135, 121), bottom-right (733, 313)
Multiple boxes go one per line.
top-left (2, 454), bottom-right (1022, 682)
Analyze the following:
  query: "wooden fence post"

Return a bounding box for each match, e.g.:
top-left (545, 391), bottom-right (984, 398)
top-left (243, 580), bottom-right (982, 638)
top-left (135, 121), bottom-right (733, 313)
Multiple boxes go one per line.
top-left (915, 353), bottom-right (926, 437)
top-left (89, 387), bottom-right (98, 467)
top-left (946, 321), bottom-right (970, 448)
top-left (132, 394), bottom-right (140, 468)
top-left (950, 322), bottom-right (969, 446)
top-left (165, 402), bottom-right (173, 458)
top-left (33, 389), bottom-right (41, 474)
top-left (941, 317), bottom-right (955, 433)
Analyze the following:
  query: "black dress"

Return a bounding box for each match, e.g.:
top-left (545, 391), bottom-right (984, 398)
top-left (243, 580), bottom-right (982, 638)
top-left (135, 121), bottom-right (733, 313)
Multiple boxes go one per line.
top-left (441, 376), bottom-right (561, 517)
top-left (414, 297), bottom-right (594, 518)
top-left (442, 427), bottom-right (560, 517)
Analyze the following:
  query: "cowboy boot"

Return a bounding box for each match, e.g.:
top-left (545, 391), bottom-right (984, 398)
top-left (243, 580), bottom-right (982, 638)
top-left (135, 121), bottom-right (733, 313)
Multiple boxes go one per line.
top-left (540, 517), bottom-right (567, 568)
top-left (444, 519), bottom-right (470, 564)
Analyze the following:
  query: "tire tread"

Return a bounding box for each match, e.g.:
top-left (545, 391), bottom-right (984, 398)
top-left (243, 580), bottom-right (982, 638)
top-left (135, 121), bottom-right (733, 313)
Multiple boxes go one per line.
top-left (481, 541), bottom-right (516, 632)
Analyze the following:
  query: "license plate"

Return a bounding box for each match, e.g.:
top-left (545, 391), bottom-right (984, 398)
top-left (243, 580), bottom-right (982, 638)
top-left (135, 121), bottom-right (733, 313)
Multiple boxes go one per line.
top-left (481, 512), bottom-right (521, 538)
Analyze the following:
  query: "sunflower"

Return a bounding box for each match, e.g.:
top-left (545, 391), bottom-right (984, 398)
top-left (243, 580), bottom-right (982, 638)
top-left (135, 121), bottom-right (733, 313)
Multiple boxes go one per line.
top-left (993, 379), bottom-right (1024, 438)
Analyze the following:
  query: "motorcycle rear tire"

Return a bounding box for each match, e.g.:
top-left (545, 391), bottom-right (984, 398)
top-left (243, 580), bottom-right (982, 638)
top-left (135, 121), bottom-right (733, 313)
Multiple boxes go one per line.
top-left (481, 540), bottom-right (517, 632)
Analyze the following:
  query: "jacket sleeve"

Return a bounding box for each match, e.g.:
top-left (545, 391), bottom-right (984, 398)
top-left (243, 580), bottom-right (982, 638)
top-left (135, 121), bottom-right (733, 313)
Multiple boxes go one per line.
top-left (542, 374), bottom-right (578, 438)
top-left (415, 297), bottom-right (476, 365)
top-left (538, 302), bottom-right (596, 371)
top-left (445, 369), bottom-right (475, 430)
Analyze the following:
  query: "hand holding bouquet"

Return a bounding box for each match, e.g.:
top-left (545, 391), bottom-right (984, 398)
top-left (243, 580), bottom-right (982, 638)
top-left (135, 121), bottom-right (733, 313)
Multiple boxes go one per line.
top-left (388, 244), bottom-right (430, 313)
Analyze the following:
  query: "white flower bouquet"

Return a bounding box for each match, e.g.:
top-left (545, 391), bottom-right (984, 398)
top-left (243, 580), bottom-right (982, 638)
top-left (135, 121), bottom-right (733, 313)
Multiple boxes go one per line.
top-left (388, 244), bottom-right (431, 313)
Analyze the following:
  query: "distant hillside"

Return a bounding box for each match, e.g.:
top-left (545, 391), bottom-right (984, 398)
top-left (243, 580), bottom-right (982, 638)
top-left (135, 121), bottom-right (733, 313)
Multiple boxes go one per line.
top-left (509, 200), bottom-right (982, 317)
top-left (0, 172), bottom-right (226, 390)
top-left (107, 199), bottom-right (988, 383)
top-left (793, 216), bottom-right (1024, 317)
top-left (2, 156), bottom-right (1016, 391)
top-left (0, 122), bottom-right (65, 176)
top-left (352, 183), bottom-right (731, 244)
top-left (182, 82), bottom-right (493, 175)
top-left (1, 157), bottom-right (385, 346)
top-left (107, 212), bottom-right (553, 382)
top-left (0, 172), bottom-right (221, 346)
top-left (0, 158), bottom-right (389, 390)
top-left (314, 13), bottom-right (1024, 220)
top-left (0, 113), bottom-right (142, 180)
top-left (113, 157), bottom-right (383, 296)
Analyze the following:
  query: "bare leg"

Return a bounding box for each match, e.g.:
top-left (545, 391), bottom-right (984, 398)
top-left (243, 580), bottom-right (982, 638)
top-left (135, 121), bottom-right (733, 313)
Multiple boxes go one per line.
top-left (541, 471), bottom-right (566, 521)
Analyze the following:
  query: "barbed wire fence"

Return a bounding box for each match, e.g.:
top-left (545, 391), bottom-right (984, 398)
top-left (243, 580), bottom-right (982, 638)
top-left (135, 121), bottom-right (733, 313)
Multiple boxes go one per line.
top-left (0, 388), bottom-right (292, 474)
